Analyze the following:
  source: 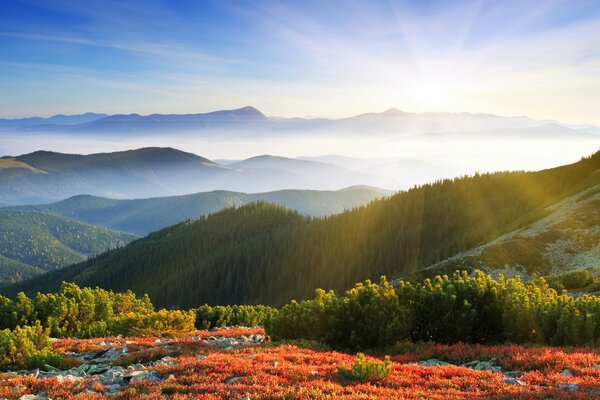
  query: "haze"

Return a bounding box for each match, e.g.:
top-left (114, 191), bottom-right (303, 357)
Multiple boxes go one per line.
top-left (2, 0), bottom-right (600, 188)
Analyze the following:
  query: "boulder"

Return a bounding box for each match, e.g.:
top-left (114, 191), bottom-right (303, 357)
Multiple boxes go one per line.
top-left (418, 359), bottom-right (453, 367)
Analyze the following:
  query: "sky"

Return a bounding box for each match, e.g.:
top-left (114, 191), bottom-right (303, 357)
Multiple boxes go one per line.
top-left (1, 0), bottom-right (600, 124)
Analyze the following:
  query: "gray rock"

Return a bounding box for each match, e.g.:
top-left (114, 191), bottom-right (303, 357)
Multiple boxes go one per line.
top-left (461, 358), bottom-right (501, 372)
top-left (558, 382), bottom-right (578, 391)
top-left (560, 368), bottom-right (573, 377)
top-left (55, 375), bottom-right (83, 383)
top-left (503, 378), bottom-right (524, 385)
top-left (126, 370), bottom-right (162, 383)
top-left (106, 384), bottom-right (122, 393)
top-left (503, 371), bottom-right (524, 378)
top-left (42, 365), bottom-right (61, 373)
top-left (418, 358), bottom-right (453, 367)
top-left (18, 395), bottom-right (48, 400)
top-left (226, 376), bottom-right (243, 384)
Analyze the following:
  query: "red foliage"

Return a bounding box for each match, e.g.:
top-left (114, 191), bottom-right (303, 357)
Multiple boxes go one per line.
top-left (1, 328), bottom-right (599, 399)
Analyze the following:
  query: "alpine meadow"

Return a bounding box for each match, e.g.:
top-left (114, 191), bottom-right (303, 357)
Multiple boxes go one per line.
top-left (1, 1), bottom-right (600, 399)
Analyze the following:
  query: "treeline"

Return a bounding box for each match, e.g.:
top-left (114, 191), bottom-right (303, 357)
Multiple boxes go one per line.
top-left (5, 152), bottom-right (599, 307)
top-left (266, 271), bottom-right (600, 349)
top-left (0, 283), bottom-right (275, 370)
top-left (195, 304), bottom-right (278, 329)
top-left (0, 282), bottom-right (195, 338)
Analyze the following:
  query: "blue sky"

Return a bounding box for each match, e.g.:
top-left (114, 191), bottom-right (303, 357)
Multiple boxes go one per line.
top-left (1, 0), bottom-right (600, 123)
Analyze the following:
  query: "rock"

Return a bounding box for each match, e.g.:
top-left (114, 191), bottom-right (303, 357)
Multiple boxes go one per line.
top-left (100, 370), bottom-right (125, 384)
top-left (226, 376), bottom-right (243, 384)
top-left (558, 383), bottom-right (578, 391)
top-left (250, 334), bottom-right (263, 343)
top-left (418, 359), bottom-right (453, 367)
top-left (105, 384), bottom-right (122, 393)
top-left (560, 368), bottom-right (573, 377)
top-left (503, 377), bottom-right (524, 385)
top-left (155, 356), bottom-right (176, 366)
top-left (18, 395), bottom-right (48, 400)
top-left (125, 370), bottom-right (162, 383)
top-left (461, 358), bottom-right (501, 372)
top-left (42, 364), bottom-right (61, 374)
top-left (503, 371), bottom-right (524, 378)
top-left (55, 375), bottom-right (83, 383)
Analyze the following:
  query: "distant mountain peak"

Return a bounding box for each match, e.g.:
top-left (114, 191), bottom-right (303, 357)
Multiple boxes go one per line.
top-left (381, 108), bottom-right (410, 116)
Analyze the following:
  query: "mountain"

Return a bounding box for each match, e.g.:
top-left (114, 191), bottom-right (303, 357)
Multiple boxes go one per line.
top-left (0, 147), bottom-right (229, 204)
top-left (429, 181), bottom-right (600, 277)
top-left (6, 107), bottom-right (599, 139)
top-left (4, 151), bottom-right (599, 307)
top-left (229, 155), bottom-right (396, 189)
top-left (0, 210), bottom-right (136, 283)
top-left (0, 148), bottom-right (398, 205)
top-left (0, 112), bottom-right (107, 128)
top-left (16, 106), bottom-right (268, 133)
top-left (6, 186), bottom-right (392, 236)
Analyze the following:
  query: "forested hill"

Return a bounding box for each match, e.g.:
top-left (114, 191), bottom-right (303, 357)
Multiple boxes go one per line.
top-left (4, 151), bottom-right (600, 307)
top-left (0, 210), bottom-right (136, 283)
top-left (6, 186), bottom-right (392, 236)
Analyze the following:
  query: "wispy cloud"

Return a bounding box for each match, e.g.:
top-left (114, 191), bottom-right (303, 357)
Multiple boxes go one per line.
top-left (1, 0), bottom-right (600, 123)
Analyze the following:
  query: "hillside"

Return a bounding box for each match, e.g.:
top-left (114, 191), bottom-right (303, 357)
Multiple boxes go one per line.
top-left (430, 180), bottom-right (600, 277)
top-left (0, 148), bottom-right (398, 205)
top-left (0, 210), bottom-right (136, 283)
top-left (3, 151), bottom-right (599, 307)
top-left (6, 186), bottom-right (391, 235)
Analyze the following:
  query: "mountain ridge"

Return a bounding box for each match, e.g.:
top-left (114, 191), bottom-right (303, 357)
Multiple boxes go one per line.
top-left (4, 151), bottom-right (598, 307)
top-left (0, 148), bottom-right (399, 205)
top-left (5, 186), bottom-right (392, 236)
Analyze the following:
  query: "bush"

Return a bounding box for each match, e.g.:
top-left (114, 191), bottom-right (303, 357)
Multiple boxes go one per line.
top-left (267, 270), bottom-right (600, 348)
top-left (547, 269), bottom-right (593, 291)
top-left (408, 271), bottom-right (504, 343)
top-left (267, 277), bottom-right (410, 349)
top-left (195, 304), bottom-right (277, 329)
top-left (130, 309), bottom-right (196, 337)
top-left (337, 353), bottom-right (391, 383)
top-left (0, 322), bottom-right (52, 370)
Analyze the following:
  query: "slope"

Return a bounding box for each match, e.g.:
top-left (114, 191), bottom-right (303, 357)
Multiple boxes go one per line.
top-left (430, 181), bottom-right (600, 277)
top-left (0, 210), bottom-right (136, 283)
top-left (0, 148), bottom-right (397, 205)
top-left (6, 186), bottom-right (392, 236)
top-left (4, 151), bottom-right (599, 307)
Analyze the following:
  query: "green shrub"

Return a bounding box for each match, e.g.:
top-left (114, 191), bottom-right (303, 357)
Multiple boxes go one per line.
top-left (195, 304), bottom-right (277, 329)
top-left (408, 271), bottom-right (504, 343)
top-left (267, 270), bottom-right (600, 348)
top-left (337, 353), bottom-right (391, 383)
top-left (547, 269), bottom-right (593, 291)
top-left (130, 309), bottom-right (196, 337)
top-left (0, 322), bottom-right (52, 370)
